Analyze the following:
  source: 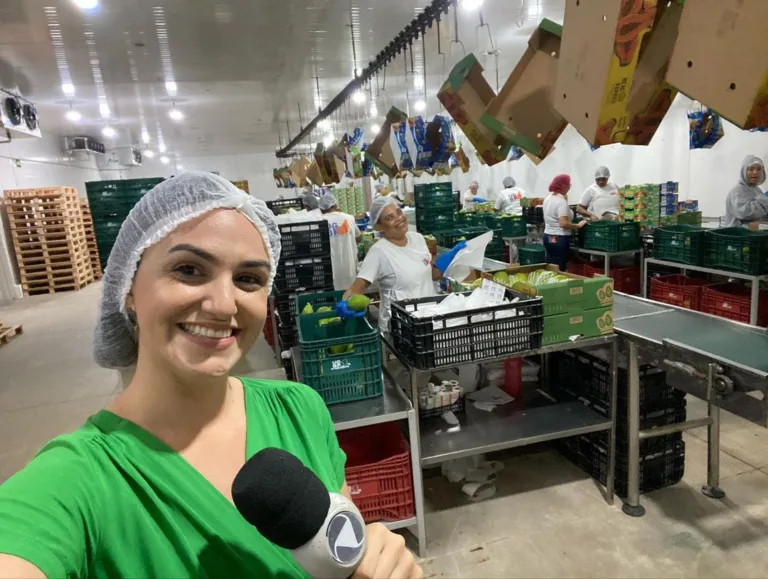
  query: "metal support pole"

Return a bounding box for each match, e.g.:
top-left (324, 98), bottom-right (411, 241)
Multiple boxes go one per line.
top-left (407, 407), bottom-right (427, 557)
top-left (622, 340), bottom-right (645, 517)
top-left (605, 337), bottom-right (618, 505)
top-left (642, 256), bottom-right (648, 298)
top-left (604, 254), bottom-right (610, 277)
top-left (269, 295), bottom-right (280, 364)
top-left (702, 363), bottom-right (726, 499)
top-left (750, 276), bottom-right (760, 326)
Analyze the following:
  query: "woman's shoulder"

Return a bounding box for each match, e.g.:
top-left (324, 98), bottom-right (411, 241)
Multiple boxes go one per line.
top-left (239, 377), bottom-right (328, 414)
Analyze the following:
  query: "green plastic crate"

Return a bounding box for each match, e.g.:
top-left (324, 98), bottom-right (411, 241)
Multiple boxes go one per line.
top-left (583, 221), bottom-right (641, 252)
top-left (703, 228), bottom-right (768, 275)
top-left (676, 212), bottom-right (702, 226)
top-left (495, 215), bottom-right (527, 238)
top-left (519, 243), bottom-right (546, 265)
top-left (298, 313), bottom-right (383, 405)
top-left (416, 213), bottom-right (455, 235)
top-left (653, 225), bottom-right (706, 265)
top-left (295, 289), bottom-right (345, 317)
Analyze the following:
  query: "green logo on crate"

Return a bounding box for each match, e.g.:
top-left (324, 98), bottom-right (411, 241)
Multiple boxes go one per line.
top-left (597, 282), bottom-right (613, 304)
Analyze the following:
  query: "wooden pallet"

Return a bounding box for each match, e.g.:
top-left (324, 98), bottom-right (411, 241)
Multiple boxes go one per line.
top-left (4, 187), bottom-right (95, 295)
top-left (0, 323), bottom-right (23, 347)
top-left (80, 199), bottom-right (103, 279)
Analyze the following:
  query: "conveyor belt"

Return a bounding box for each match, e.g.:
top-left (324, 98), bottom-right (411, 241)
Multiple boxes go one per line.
top-left (613, 294), bottom-right (768, 378)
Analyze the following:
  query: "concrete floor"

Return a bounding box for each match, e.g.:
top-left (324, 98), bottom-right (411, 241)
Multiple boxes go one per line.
top-left (2, 284), bottom-right (768, 578)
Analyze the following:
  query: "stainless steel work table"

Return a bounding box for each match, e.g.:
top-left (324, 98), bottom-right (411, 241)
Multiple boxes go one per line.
top-left (573, 247), bottom-right (644, 276)
top-left (291, 347), bottom-right (427, 556)
top-left (612, 293), bottom-right (768, 516)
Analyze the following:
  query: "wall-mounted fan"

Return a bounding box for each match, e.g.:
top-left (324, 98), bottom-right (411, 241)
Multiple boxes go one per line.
top-left (3, 96), bottom-right (22, 125)
top-left (22, 104), bottom-right (38, 130)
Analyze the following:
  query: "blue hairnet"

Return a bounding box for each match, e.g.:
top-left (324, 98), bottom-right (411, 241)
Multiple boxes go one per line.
top-left (319, 194), bottom-right (338, 211)
top-left (595, 166), bottom-right (611, 179)
top-left (370, 195), bottom-right (398, 226)
top-left (94, 171), bottom-right (281, 369)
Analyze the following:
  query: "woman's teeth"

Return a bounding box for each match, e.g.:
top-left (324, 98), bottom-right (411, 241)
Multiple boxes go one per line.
top-left (180, 324), bottom-right (234, 339)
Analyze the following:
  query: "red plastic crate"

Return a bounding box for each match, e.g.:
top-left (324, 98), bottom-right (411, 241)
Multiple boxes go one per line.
top-left (609, 266), bottom-right (641, 295)
top-left (337, 422), bottom-right (415, 524)
top-left (650, 275), bottom-right (710, 310)
top-left (701, 283), bottom-right (768, 326)
top-left (567, 257), bottom-right (591, 277)
top-left (263, 305), bottom-right (275, 347)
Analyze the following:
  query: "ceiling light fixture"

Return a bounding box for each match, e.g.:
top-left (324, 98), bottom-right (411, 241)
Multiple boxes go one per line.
top-left (371, 124), bottom-right (380, 135)
top-left (169, 104), bottom-right (184, 121)
top-left (322, 134), bottom-right (334, 147)
top-left (61, 83), bottom-right (76, 97)
top-left (65, 108), bottom-right (81, 122)
top-left (102, 126), bottom-right (116, 138)
top-left (72, 0), bottom-right (98, 9)
top-left (352, 90), bottom-right (366, 105)
top-left (318, 119), bottom-right (330, 131)
top-left (414, 99), bottom-right (426, 112)
top-left (99, 103), bottom-right (110, 119)
top-left (165, 81), bottom-right (178, 95)
top-left (160, 156), bottom-right (170, 164)
top-left (141, 127), bottom-right (151, 144)
top-left (158, 142), bottom-right (167, 153)
top-left (459, 0), bottom-right (484, 10)
top-left (413, 75), bottom-right (424, 89)
top-left (143, 149), bottom-right (155, 158)
top-left (369, 102), bottom-right (378, 118)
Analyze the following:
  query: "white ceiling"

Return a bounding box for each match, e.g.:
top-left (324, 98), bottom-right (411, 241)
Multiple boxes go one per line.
top-left (0, 0), bottom-right (565, 160)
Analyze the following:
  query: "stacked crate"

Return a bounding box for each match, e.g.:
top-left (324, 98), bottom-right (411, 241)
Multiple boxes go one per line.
top-left (415, 183), bottom-right (455, 235)
top-left (552, 347), bottom-right (687, 497)
top-left (79, 200), bottom-right (102, 280)
top-left (619, 182), bottom-right (684, 229)
top-left (85, 178), bottom-right (164, 268)
top-left (334, 186), bottom-right (366, 217)
top-left (5, 187), bottom-right (94, 295)
top-left (273, 221), bottom-right (334, 379)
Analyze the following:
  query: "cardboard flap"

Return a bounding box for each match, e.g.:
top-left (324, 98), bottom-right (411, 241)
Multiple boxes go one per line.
top-left (364, 106), bottom-right (408, 178)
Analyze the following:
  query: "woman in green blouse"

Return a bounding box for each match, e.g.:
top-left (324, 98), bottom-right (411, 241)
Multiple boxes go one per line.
top-left (0, 173), bottom-right (421, 579)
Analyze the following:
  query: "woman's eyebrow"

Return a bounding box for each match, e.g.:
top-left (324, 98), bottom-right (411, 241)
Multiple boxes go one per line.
top-left (168, 243), bottom-right (218, 263)
top-left (240, 259), bottom-right (270, 269)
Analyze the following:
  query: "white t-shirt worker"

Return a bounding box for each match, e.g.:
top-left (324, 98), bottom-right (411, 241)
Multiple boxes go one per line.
top-left (319, 194), bottom-right (362, 291)
top-left (578, 166), bottom-right (619, 219)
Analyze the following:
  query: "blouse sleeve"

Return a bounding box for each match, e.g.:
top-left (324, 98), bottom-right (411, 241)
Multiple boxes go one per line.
top-left (308, 392), bottom-right (347, 491)
top-left (0, 441), bottom-right (101, 578)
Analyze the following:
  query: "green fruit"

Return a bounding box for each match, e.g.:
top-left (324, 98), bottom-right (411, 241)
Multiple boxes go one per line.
top-left (457, 236), bottom-right (467, 242)
top-left (348, 294), bottom-right (372, 312)
top-left (301, 303), bottom-right (314, 315)
top-left (493, 272), bottom-right (509, 284)
top-left (554, 275), bottom-right (570, 283)
top-left (329, 344), bottom-right (354, 355)
top-left (319, 317), bottom-right (342, 326)
top-left (317, 306), bottom-right (333, 313)
top-left (471, 278), bottom-right (483, 289)
top-left (511, 273), bottom-right (528, 283)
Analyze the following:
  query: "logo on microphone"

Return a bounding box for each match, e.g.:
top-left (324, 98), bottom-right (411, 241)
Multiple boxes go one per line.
top-left (326, 511), bottom-right (365, 564)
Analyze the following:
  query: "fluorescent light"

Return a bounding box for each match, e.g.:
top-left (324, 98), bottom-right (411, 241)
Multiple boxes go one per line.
top-left (169, 107), bottom-right (184, 121)
top-left (158, 142), bottom-right (167, 153)
top-left (141, 128), bottom-right (150, 144)
top-left (143, 149), bottom-right (155, 158)
top-left (102, 126), bottom-right (116, 138)
top-left (371, 124), bottom-right (380, 135)
top-left (318, 119), bottom-right (330, 131)
top-left (99, 103), bottom-right (110, 118)
top-left (459, 0), bottom-right (484, 10)
top-left (369, 103), bottom-right (378, 118)
top-left (528, 4), bottom-right (539, 17)
top-left (72, 0), bottom-right (98, 9)
top-left (65, 109), bottom-right (81, 122)
top-left (165, 81), bottom-right (177, 94)
top-left (352, 90), bottom-right (365, 105)
top-left (322, 134), bottom-right (334, 147)
top-left (413, 75), bottom-right (424, 89)
top-left (61, 83), bottom-right (75, 97)
top-left (160, 156), bottom-right (170, 164)
top-left (414, 99), bottom-right (426, 112)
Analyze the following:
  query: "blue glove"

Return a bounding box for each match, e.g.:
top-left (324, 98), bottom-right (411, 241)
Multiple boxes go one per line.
top-left (472, 196), bottom-right (487, 203)
top-left (434, 241), bottom-right (467, 274)
top-left (336, 300), bottom-right (367, 319)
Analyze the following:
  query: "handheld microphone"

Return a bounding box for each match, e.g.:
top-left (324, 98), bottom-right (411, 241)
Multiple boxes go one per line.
top-left (232, 448), bottom-right (367, 578)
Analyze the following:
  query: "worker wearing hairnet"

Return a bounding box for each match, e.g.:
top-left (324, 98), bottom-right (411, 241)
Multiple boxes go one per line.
top-left (463, 181), bottom-right (486, 211)
top-left (495, 177), bottom-right (525, 215)
top-left (577, 166), bottom-right (619, 220)
top-left (723, 155), bottom-right (768, 228)
top-left (319, 193), bottom-right (362, 290)
top-left (337, 196), bottom-right (462, 330)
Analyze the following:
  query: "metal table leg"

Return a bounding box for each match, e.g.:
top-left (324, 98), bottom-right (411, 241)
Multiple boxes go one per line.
top-left (702, 363), bottom-right (726, 499)
top-left (622, 340), bottom-right (645, 517)
top-left (604, 253), bottom-right (610, 277)
top-left (605, 338), bottom-right (618, 505)
top-left (642, 256), bottom-right (648, 298)
top-left (269, 295), bottom-right (280, 363)
top-left (407, 407), bottom-right (427, 557)
top-left (750, 277), bottom-right (760, 326)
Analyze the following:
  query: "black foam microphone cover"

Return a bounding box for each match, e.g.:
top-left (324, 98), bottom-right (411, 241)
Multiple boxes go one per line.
top-left (232, 448), bottom-right (331, 550)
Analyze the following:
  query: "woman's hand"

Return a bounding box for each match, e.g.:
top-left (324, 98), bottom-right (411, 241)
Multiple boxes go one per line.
top-left (352, 523), bottom-right (422, 579)
top-left (577, 220), bottom-right (588, 228)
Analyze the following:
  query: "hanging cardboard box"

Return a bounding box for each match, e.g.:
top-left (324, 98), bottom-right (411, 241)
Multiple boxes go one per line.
top-left (481, 19), bottom-right (566, 159)
top-left (437, 54), bottom-right (513, 166)
top-left (555, 0), bottom-right (683, 147)
top-left (365, 106), bottom-right (408, 178)
top-left (305, 161), bottom-right (324, 187)
top-left (290, 155), bottom-right (312, 188)
top-left (667, 0), bottom-right (768, 130)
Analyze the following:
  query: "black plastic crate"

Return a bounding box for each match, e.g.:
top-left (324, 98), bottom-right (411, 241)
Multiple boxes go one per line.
top-left (279, 221), bottom-right (331, 260)
top-left (274, 255), bottom-right (334, 293)
top-left (281, 354), bottom-right (296, 381)
top-left (390, 290), bottom-right (544, 370)
top-left (523, 206), bottom-right (544, 225)
top-left (584, 429), bottom-right (683, 458)
top-left (267, 198), bottom-right (304, 215)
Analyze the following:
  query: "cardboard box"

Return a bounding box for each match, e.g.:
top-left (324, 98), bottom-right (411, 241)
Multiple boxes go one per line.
top-left (543, 306), bottom-right (614, 346)
top-left (438, 54), bottom-right (513, 166)
top-left (365, 107), bottom-right (408, 178)
top-left (667, 0), bottom-right (768, 130)
top-left (481, 19), bottom-right (567, 159)
top-left (555, 0), bottom-right (683, 147)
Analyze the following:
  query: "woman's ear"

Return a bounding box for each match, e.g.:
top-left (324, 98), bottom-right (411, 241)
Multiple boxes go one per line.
top-left (125, 293), bottom-right (135, 312)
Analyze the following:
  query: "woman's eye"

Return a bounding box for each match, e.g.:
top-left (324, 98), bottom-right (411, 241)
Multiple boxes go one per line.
top-left (174, 264), bottom-right (201, 277)
top-left (236, 274), bottom-right (265, 288)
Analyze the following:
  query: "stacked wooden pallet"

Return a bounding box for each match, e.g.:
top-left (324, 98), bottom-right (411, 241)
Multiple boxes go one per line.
top-left (5, 187), bottom-right (94, 295)
top-left (0, 322), bottom-right (22, 348)
top-left (80, 199), bottom-right (103, 280)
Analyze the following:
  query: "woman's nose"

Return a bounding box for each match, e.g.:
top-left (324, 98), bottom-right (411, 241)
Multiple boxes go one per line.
top-left (201, 277), bottom-right (238, 317)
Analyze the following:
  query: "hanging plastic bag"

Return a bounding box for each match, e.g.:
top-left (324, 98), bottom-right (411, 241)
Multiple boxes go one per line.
top-left (688, 102), bottom-right (724, 149)
top-left (444, 231), bottom-right (494, 282)
top-left (507, 145), bottom-right (524, 162)
top-left (429, 115), bottom-right (455, 173)
top-left (393, 121), bottom-right (414, 173)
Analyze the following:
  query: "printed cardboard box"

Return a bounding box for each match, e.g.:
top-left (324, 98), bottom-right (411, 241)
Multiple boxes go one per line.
top-left (438, 54), bottom-right (513, 166)
top-left (667, 0), bottom-right (768, 130)
top-left (365, 107), bottom-right (408, 178)
top-left (543, 306), bottom-right (614, 346)
top-left (555, 0), bottom-right (683, 147)
top-left (482, 19), bottom-right (567, 159)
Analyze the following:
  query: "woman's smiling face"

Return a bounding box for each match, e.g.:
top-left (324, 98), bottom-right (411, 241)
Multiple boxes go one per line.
top-left (127, 208), bottom-right (271, 378)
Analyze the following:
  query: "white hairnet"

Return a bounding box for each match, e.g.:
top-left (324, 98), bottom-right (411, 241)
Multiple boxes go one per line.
top-left (319, 194), bottom-right (338, 211)
top-left (470, 180), bottom-right (479, 188)
top-left (503, 176), bottom-right (516, 188)
top-left (93, 171), bottom-right (281, 369)
top-left (370, 195), bottom-right (398, 226)
top-left (595, 166), bottom-right (611, 179)
top-left (374, 183), bottom-right (387, 193)
top-left (741, 155), bottom-right (766, 186)
top-left (302, 193), bottom-right (319, 210)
